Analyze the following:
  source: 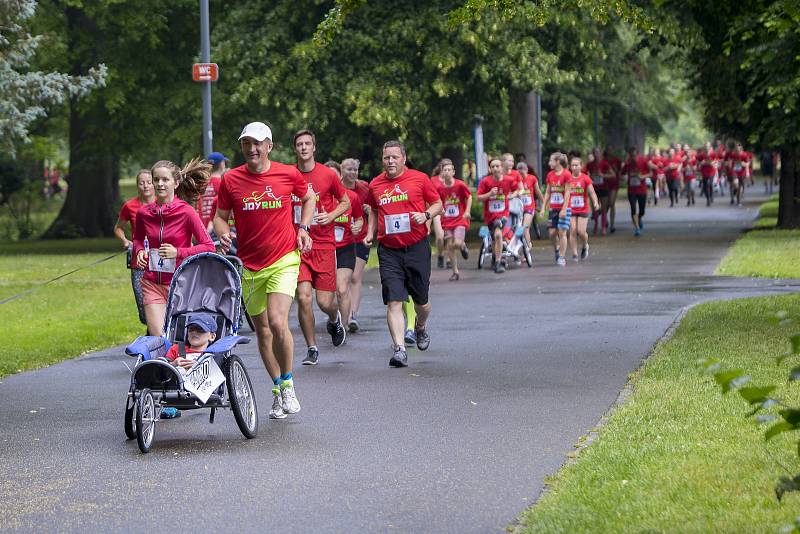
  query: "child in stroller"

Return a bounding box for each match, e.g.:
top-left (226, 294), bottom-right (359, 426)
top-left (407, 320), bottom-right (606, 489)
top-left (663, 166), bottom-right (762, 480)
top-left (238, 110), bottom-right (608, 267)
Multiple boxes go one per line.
top-left (123, 252), bottom-right (258, 453)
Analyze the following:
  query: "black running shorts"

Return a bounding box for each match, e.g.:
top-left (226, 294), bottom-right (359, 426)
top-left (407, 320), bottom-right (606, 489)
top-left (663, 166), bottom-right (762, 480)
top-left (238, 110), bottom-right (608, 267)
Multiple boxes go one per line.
top-left (335, 244), bottom-right (356, 271)
top-left (377, 238), bottom-right (432, 305)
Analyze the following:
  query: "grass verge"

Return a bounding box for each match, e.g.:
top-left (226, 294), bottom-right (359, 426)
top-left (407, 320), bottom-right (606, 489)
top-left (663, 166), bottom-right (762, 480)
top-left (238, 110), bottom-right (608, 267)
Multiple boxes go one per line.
top-left (0, 238), bottom-right (143, 378)
top-left (716, 194), bottom-right (800, 279)
top-left (515, 293), bottom-right (800, 533)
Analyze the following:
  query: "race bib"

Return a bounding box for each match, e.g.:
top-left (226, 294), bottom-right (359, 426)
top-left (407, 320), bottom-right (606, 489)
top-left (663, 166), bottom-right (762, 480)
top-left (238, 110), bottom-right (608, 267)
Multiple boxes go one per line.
top-left (149, 253), bottom-right (176, 273)
top-left (734, 163), bottom-right (743, 172)
top-left (444, 204), bottom-right (460, 218)
top-left (591, 175), bottom-right (603, 185)
top-left (488, 199), bottom-right (505, 213)
top-left (334, 226), bottom-right (345, 242)
top-left (384, 213), bottom-right (411, 235)
top-left (521, 194), bottom-right (533, 206)
top-left (551, 192), bottom-right (564, 205)
top-left (180, 356), bottom-right (225, 404)
top-left (685, 169), bottom-right (695, 177)
top-left (571, 196), bottom-right (585, 209)
top-left (629, 178), bottom-right (641, 187)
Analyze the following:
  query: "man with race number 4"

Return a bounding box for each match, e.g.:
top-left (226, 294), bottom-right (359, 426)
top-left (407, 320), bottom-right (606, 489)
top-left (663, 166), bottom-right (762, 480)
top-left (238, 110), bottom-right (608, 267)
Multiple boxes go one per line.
top-left (364, 140), bottom-right (443, 368)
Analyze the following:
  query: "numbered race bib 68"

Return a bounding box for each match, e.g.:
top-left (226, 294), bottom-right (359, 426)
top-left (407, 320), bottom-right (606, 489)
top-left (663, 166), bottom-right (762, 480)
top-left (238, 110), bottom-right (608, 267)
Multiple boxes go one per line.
top-left (384, 213), bottom-right (411, 234)
top-left (334, 226), bottom-right (345, 242)
top-left (149, 253), bottom-right (176, 273)
top-left (571, 196), bottom-right (585, 209)
top-left (444, 204), bottom-right (460, 218)
top-left (551, 192), bottom-right (564, 205)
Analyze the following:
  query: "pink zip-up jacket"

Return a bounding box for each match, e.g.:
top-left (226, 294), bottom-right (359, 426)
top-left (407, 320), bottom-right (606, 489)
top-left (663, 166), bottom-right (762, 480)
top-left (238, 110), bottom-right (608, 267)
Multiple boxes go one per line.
top-left (132, 198), bottom-right (215, 286)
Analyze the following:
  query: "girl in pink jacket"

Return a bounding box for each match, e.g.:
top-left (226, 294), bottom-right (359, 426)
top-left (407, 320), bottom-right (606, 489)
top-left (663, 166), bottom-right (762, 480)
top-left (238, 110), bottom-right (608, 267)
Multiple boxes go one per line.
top-left (133, 158), bottom-right (215, 336)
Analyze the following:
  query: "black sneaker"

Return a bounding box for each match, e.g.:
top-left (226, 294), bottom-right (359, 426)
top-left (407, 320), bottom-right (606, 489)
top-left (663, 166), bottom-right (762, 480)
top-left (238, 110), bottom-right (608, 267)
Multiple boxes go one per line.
top-left (415, 326), bottom-right (430, 351)
top-left (494, 262), bottom-right (506, 273)
top-left (389, 346), bottom-right (408, 367)
top-left (326, 312), bottom-right (346, 346)
top-left (302, 346), bottom-right (319, 365)
top-left (437, 255), bottom-right (445, 269)
top-left (580, 244), bottom-right (589, 260)
top-left (461, 246), bottom-right (469, 260)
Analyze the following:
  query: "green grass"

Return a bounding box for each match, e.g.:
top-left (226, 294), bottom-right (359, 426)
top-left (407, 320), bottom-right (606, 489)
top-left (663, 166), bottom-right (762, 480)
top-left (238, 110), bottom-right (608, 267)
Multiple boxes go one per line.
top-left (716, 194), bottom-right (800, 279)
top-left (0, 238), bottom-right (143, 377)
top-left (515, 294), bottom-right (800, 533)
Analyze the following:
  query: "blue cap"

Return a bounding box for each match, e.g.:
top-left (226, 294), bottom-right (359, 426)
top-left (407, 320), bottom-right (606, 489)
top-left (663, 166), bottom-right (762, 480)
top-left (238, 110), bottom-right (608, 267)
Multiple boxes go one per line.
top-left (206, 152), bottom-right (229, 165)
top-left (186, 312), bottom-right (217, 333)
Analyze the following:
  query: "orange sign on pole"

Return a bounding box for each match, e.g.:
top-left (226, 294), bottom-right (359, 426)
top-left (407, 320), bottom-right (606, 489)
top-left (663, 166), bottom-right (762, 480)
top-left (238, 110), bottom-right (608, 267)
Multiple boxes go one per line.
top-left (192, 63), bottom-right (219, 82)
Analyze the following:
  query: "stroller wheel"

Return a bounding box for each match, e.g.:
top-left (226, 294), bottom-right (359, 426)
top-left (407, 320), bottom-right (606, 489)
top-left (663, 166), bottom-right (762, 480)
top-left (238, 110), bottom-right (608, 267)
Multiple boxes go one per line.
top-left (522, 239), bottom-right (533, 267)
top-left (124, 394), bottom-right (136, 440)
top-left (225, 355), bottom-right (258, 439)
top-left (136, 389), bottom-right (156, 453)
top-left (478, 240), bottom-right (487, 269)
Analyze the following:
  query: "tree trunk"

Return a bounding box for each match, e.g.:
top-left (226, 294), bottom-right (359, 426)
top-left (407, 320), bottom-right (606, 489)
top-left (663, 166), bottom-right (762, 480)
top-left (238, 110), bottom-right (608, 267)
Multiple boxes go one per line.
top-left (509, 88), bottom-right (542, 178)
top-left (44, 6), bottom-right (119, 238)
top-left (778, 143), bottom-right (800, 229)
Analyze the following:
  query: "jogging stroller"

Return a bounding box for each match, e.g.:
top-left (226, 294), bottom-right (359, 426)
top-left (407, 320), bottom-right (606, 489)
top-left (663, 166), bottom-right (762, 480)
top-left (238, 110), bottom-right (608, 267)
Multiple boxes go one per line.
top-left (123, 253), bottom-right (258, 453)
top-left (477, 202), bottom-right (533, 270)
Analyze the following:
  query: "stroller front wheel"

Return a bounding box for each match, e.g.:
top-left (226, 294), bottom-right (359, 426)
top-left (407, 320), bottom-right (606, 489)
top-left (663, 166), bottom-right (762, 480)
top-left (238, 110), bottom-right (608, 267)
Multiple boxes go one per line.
top-left (124, 394), bottom-right (136, 440)
top-left (225, 355), bottom-right (258, 439)
top-left (136, 388), bottom-right (156, 453)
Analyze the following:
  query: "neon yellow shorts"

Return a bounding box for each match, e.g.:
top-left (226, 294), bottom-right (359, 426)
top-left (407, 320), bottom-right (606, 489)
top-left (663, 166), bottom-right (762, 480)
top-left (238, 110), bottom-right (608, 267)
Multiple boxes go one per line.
top-left (242, 250), bottom-right (300, 316)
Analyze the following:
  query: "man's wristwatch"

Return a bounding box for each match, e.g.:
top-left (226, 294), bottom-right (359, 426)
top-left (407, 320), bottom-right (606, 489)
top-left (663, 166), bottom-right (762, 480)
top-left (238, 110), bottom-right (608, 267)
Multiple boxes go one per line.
top-left (424, 211), bottom-right (431, 220)
top-left (298, 224), bottom-right (311, 232)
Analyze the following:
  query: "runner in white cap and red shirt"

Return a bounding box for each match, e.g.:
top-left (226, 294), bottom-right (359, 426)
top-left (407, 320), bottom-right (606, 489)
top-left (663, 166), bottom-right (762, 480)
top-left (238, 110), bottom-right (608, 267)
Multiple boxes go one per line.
top-left (292, 129), bottom-right (350, 366)
top-left (364, 140), bottom-right (443, 368)
top-left (213, 121), bottom-right (315, 420)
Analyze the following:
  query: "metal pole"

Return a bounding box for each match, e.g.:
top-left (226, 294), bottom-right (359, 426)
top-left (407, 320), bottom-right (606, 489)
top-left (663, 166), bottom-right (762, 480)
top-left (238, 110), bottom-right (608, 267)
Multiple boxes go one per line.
top-left (200, 0), bottom-right (212, 155)
top-left (473, 116), bottom-right (487, 185)
top-left (535, 92), bottom-right (542, 183)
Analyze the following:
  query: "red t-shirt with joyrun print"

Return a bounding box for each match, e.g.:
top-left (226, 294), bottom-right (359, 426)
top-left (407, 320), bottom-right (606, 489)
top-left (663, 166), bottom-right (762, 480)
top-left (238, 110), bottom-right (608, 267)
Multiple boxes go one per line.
top-left (437, 180), bottom-right (472, 230)
top-left (545, 169), bottom-right (569, 211)
top-left (217, 162), bottom-right (308, 272)
top-left (366, 168), bottom-right (440, 249)
top-left (566, 173), bottom-right (593, 215)
top-left (477, 175), bottom-right (514, 226)
top-left (292, 162), bottom-right (347, 251)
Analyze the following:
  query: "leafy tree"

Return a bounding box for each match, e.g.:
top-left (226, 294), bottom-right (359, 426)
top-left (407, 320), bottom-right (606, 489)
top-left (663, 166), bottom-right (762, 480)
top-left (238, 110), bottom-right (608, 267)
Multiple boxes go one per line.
top-left (677, 0), bottom-right (800, 228)
top-left (0, 0), bottom-right (105, 154)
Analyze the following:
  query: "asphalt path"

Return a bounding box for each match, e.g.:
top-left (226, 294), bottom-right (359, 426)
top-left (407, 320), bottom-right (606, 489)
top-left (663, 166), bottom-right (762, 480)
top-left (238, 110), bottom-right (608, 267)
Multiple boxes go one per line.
top-left (1, 187), bottom-right (798, 533)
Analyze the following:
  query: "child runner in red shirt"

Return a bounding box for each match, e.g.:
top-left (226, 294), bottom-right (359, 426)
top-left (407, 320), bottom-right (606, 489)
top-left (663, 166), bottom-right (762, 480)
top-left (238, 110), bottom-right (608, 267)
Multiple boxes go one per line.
top-left (436, 159), bottom-right (472, 281)
top-left (477, 157), bottom-right (517, 273)
top-left (566, 156), bottom-right (600, 261)
top-left (541, 152), bottom-right (571, 266)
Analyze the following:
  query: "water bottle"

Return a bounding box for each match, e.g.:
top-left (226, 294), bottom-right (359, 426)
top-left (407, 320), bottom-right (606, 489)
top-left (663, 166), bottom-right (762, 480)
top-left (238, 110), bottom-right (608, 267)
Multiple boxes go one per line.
top-left (143, 236), bottom-right (150, 256)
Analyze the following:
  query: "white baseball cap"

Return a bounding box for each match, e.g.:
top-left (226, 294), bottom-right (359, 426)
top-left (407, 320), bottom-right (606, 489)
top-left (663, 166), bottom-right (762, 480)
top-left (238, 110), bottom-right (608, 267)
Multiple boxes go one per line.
top-left (238, 122), bottom-right (273, 142)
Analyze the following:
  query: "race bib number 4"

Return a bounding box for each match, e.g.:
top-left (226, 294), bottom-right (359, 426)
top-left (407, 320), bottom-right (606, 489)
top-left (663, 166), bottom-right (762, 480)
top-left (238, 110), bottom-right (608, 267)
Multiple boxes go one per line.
top-left (571, 196), bottom-right (585, 209)
top-left (384, 213), bottom-right (411, 235)
top-left (181, 357), bottom-right (225, 404)
top-left (149, 253), bottom-right (176, 273)
top-left (488, 199), bottom-right (506, 213)
top-left (444, 204), bottom-right (460, 218)
top-left (550, 192), bottom-right (564, 205)
top-left (334, 226), bottom-right (345, 242)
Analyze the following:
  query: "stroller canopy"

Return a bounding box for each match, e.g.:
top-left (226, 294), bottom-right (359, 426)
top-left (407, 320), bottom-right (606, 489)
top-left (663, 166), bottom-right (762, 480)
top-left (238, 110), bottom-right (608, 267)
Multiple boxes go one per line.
top-left (165, 253), bottom-right (242, 329)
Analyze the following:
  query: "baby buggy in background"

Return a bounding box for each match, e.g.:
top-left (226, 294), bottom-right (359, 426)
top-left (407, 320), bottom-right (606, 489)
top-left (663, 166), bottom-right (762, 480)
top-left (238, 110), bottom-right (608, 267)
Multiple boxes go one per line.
top-left (123, 253), bottom-right (258, 453)
top-left (477, 199), bottom-right (533, 270)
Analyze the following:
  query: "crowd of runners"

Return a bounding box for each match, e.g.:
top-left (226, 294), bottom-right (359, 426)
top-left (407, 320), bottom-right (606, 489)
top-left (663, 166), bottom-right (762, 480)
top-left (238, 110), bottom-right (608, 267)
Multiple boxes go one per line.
top-left (114, 124), bottom-right (773, 420)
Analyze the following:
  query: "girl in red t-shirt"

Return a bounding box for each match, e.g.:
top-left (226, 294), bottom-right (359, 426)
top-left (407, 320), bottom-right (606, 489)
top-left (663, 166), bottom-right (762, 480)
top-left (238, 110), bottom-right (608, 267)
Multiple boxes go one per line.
top-left (436, 159), bottom-right (472, 280)
top-left (114, 169), bottom-right (155, 326)
top-left (682, 153), bottom-right (697, 206)
top-left (514, 161), bottom-right (543, 247)
top-left (566, 157), bottom-right (599, 261)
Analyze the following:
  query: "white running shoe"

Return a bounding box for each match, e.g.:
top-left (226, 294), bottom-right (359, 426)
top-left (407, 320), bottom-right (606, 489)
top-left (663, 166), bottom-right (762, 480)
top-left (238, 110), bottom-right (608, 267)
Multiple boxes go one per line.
top-left (281, 381), bottom-right (301, 414)
top-left (269, 387), bottom-right (287, 419)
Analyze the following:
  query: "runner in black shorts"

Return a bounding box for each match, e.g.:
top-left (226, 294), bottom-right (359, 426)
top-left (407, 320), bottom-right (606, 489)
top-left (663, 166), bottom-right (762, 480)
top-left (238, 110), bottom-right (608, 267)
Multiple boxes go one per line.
top-left (364, 141), bottom-right (443, 367)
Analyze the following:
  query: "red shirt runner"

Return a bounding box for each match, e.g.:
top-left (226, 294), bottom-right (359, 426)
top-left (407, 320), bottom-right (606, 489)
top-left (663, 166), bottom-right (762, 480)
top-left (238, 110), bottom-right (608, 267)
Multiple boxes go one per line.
top-left (334, 189), bottom-right (365, 248)
top-left (118, 197), bottom-right (146, 236)
top-left (437, 179), bottom-right (472, 230)
top-left (217, 162), bottom-right (309, 272)
top-left (477, 175), bottom-right (514, 226)
top-left (366, 168), bottom-right (440, 249)
top-left (566, 173), bottom-right (593, 215)
top-left (545, 169), bottom-right (569, 211)
top-left (519, 173), bottom-right (538, 213)
top-left (195, 176), bottom-right (221, 228)
top-left (293, 162), bottom-right (347, 251)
